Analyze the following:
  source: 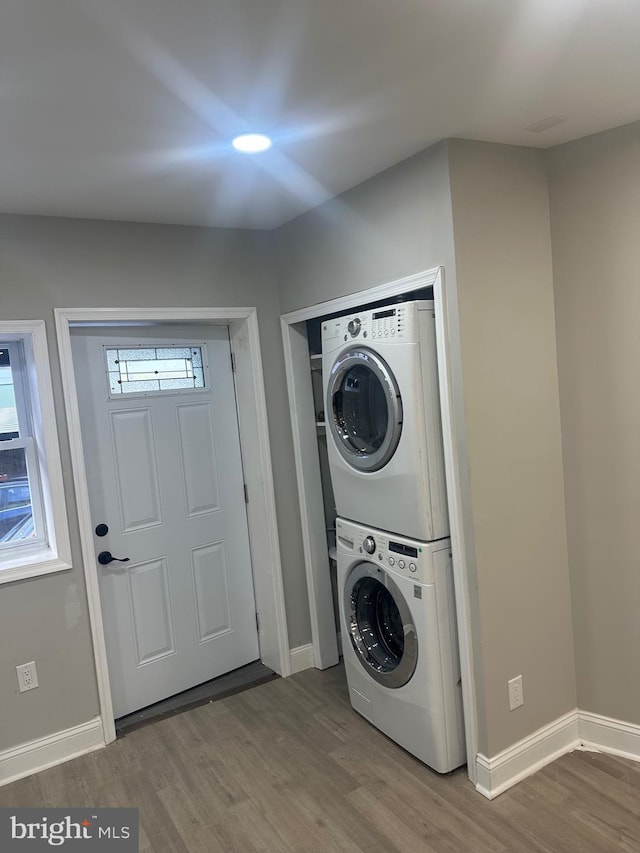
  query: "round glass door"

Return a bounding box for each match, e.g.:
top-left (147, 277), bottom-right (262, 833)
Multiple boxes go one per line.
top-left (327, 347), bottom-right (402, 472)
top-left (344, 563), bottom-right (418, 689)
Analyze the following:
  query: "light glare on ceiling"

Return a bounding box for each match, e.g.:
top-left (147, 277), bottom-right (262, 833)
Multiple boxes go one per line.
top-left (232, 133), bottom-right (272, 153)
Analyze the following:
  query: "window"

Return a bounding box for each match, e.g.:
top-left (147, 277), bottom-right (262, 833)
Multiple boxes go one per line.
top-left (0, 343), bottom-right (44, 549)
top-left (0, 322), bottom-right (71, 583)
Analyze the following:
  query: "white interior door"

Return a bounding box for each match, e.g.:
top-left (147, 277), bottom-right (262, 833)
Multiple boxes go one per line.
top-left (71, 325), bottom-right (259, 719)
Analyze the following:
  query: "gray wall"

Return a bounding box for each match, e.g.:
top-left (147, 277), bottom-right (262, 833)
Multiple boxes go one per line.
top-left (447, 140), bottom-right (576, 756)
top-left (273, 141), bottom-right (457, 314)
top-left (548, 121), bottom-right (640, 724)
top-left (0, 214), bottom-right (309, 752)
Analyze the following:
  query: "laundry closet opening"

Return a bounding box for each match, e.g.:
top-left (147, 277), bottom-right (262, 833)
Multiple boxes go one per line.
top-left (280, 267), bottom-right (479, 782)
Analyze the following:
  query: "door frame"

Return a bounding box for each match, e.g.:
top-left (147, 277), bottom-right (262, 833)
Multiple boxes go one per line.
top-left (280, 266), bottom-right (479, 783)
top-left (55, 307), bottom-right (290, 745)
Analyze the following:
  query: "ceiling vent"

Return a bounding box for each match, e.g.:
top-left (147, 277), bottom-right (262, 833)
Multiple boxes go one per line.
top-left (525, 115), bottom-right (568, 133)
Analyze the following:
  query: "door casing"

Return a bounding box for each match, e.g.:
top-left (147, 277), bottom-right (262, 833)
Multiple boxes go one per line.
top-left (55, 307), bottom-right (290, 745)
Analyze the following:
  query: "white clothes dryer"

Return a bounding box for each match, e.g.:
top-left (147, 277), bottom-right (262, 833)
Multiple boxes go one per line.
top-left (336, 517), bottom-right (465, 773)
top-left (322, 300), bottom-right (448, 542)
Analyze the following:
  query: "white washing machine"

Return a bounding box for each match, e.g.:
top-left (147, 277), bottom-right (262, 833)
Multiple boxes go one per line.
top-left (322, 300), bottom-right (448, 542)
top-left (336, 517), bottom-right (465, 773)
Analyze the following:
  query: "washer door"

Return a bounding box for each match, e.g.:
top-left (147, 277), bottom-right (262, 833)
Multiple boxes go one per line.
top-left (344, 562), bottom-right (418, 689)
top-left (327, 347), bottom-right (402, 472)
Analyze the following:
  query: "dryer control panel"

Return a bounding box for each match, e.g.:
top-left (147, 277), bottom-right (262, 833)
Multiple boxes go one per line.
top-left (369, 306), bottom-right (406, 341)
top-left (321, 299), bottom-right (434, 351)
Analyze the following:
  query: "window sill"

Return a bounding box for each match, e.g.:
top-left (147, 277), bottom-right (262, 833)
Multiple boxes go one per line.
top-left (0, 550), bottom-right (72, 585)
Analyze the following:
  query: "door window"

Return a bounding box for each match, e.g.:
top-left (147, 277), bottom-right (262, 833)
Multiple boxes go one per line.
top-left (105, 345), bottom-right (207, 397)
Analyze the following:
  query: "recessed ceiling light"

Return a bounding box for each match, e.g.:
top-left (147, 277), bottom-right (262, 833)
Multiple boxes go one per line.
top-left (232, 133), bottom-right (272, 153)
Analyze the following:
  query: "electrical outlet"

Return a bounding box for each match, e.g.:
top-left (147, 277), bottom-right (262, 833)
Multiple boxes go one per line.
top-left (16, 661), bottom-right (39, 693)
top-left (508, 674), bottom-right (523, 711)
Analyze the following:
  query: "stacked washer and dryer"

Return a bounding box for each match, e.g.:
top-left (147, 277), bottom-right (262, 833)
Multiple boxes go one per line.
top-left (321, 300), bottom-right (465, 773)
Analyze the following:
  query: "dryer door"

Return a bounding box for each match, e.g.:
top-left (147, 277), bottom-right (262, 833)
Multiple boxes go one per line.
top-left (344, 562), bottom-right (418, 689)
top-left (327, 346), bottom-right (402, 472)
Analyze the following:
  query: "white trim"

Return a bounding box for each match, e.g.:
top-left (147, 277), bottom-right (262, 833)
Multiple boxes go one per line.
top-left (475, 710), bottom-right (580, 799)
top-left (579, 710), bottom-right (640, 763)
top-left (55, 307), bottom-right (290, 743)
top-left (280, 265), bottom-right (479, 784)
top-left (0, 718), bottom-right (104, 787)
top-left (0, 557), bottom-right (75, 586)
top-left (0, 320), bottom-right (72, 584)
top-left (230, 312), bottom-right (291, 676)
top-left (24, 323), bottom-right (73, 568)
top-left (55, 313), bottom-right (116, 742)
top-left (280, 316), bottom-right (339, 670)
top-left (474, 709), bottom-right (640, 799)
top-left (58, 307), bottom-right (255, 324)
top-left (432, 268), bottom-right (479, 783)
top-left (289, 644), bottom-right (315, 674)
top-left (282, 268), bottom-right (441, 325)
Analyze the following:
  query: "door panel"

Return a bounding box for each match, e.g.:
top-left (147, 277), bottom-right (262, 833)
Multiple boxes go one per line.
top-left (71, 325), bottom-right (259, 718)
top-left (110, 408), bottom-right (163, 531)
top-left (176, 402), bottom-right (221, 515)
top-left (191, 541), bottom-right (232, 641)
top-left (128, 557), bottom-right (176, 665)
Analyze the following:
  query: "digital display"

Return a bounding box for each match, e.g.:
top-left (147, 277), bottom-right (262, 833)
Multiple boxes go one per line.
top-left (372, 309), bottom-right (396, 320)
top-left (389, 541), bottom-right (418, 558)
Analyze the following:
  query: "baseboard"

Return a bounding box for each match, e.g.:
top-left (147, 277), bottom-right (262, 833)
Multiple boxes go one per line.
top-left (579, 710), bottom-right (640, 762)
top-left (475, 709), bottom-right (580, 799)
top-left (3, 702), bottom-right (637, 798)
top-left (289, 643), bottom-right (314, 674)
top-left (0, 717), bottom-right (104, 787)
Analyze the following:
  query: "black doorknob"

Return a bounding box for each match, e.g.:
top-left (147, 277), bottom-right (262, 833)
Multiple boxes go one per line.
top-left (95, 523), bottom-right (109, 537)
top-left (97, 551), bottom-right (130, 566)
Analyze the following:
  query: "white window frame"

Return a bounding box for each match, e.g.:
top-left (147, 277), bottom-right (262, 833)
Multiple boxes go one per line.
top-left (0, 321), bottom-right (72, 584)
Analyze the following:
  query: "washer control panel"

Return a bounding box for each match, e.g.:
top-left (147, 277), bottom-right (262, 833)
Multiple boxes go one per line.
top-left (352, 527), bottom-right (426, 581)
top-left (362, 535), bottom-right (376, 554)
top-left (337, 519), bottom-right (451, 587)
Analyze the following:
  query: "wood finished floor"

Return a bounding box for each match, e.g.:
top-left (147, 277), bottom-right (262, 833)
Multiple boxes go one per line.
top-left (2, 664), bottom-right (640, 852)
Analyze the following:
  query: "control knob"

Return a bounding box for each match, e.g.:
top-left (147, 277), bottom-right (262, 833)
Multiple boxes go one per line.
top-left (363, 536), bottom-right (376, 555)
top-left (347, 318), bottom-right (361, 337)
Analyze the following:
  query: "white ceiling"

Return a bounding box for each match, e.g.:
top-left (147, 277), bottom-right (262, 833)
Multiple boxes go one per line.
top-left (2, 0), bottom-right (639, 229)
